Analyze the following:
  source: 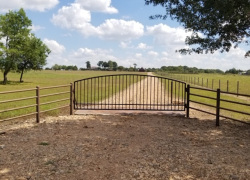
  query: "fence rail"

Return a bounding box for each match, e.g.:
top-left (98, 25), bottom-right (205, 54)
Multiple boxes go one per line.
top-left (0, 84), bottom-right (74, 123)
top-left (186, 85), bottom-right (250, 126)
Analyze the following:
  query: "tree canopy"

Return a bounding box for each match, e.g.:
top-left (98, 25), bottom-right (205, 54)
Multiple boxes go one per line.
top-left (145, 0), bottom-right (250, 57)
top-left (0, 8), bottom-right (50, 84)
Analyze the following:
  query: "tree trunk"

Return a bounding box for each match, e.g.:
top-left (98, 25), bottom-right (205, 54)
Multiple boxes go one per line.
top-left (20, 68), bottom-right (24, 82)
top-left (3, 71), bottom-right (8, 85)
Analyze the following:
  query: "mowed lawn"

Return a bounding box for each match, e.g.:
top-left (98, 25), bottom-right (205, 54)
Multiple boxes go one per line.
top-left (0, 70), bottom-right (146, 120)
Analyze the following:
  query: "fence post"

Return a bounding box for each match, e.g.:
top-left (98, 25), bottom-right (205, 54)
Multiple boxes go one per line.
top-left (171, 81), bottom-right (173, 105)
top-left (70, 83), bottom-right (74, 115)
top-left (227, 80), bottom-right (229, 92)
top-left (186, 84), bottom-right (190, 118)
top-left (216, 88), bottom-right (220, 126)
top-left (237, 81), bottom-right (239, 96)
top-left (36, 86), bottom-right (40, 123)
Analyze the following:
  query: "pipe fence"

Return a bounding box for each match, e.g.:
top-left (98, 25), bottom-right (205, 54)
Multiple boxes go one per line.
top-left (0, 84), bottom-right (73, 123)
top-left (186, 85), bottom-right (250, 126)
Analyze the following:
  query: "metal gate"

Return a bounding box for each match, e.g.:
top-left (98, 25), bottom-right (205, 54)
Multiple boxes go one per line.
top-left (74, 74), bottom-right (186, 111)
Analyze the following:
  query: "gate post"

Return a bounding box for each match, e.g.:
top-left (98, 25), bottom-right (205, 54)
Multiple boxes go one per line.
top-left (36, 86), bottom-right (40, 123)
top-left (186, 84), bottom-right (190, 118)
top-left (216, 88), bottom-right (220, 126)
top-left (70, 83), bottom-right (74, 115)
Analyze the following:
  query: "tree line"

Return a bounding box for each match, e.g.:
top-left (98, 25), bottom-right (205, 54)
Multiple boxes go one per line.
top-left (47, 63), bottom-right (250, 75)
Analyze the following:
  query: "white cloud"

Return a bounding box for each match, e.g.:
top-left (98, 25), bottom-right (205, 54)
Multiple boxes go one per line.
top-left (76, 0), bottom-right (118, 14)
top-left (52, 4), bottom-right (144, 41)
top-left (148, 51), bottom-right (158, 57)
top-left (43, 39), bottom-right (65, 54)
top-left (96, 19), bottom-right (144, 41)
top-left (30, 25), bottom-right (45, 32)
top-left (51, 3), bottom-right (144, 41)
top-left (135, 53), bottom-right (142, 58)
top-left (0, 0), bottom-right (59, 12)
top-left (137, 43), bottom-right (152, 50)
top-left (51, 3), bottom-right (96, 36)
top-left (120, 41), bottom-right (132, 49)
top-left (147, 24), bottom-right (191, 49)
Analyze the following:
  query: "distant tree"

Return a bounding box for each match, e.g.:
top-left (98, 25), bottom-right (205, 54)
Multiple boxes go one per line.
top-left (97, 61), bottom-right (104, 69)
top-left (86, 61), bottom-right (91, 69)
top-left (108, 60), bottom-right (113, 70)
top-left (102, 62), bottom-right (109, 70)
top-left (72, 65), bottom-right (78, 71)
top-left (128, 67), bottom-right (134, 72)
top-left (112, 61), bottom-right (118, 71)
top-left (225, 68), bottom-right (241, 74)
top-left (145, 0), bottom-right (250, 57)
top-left (61, 65), bottom-right (67, 70)
top-left (52, 64), bottom-right (61, 71)
top-left (117, 66), bottom-right (124, 71)
top-left (246, 70), bottom-right (250, 75)
top-left (133, 63), bottom-right (137, 71)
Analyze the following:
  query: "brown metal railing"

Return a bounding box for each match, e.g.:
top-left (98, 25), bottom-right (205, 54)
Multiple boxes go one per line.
top-left (186, 85), bottom-right (250, 126)
top-left (0, 84), bottom-right (74, 123)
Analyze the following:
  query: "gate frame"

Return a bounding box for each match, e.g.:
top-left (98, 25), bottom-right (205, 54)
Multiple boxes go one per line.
top-left (73, 74), bottom-right (187, 112)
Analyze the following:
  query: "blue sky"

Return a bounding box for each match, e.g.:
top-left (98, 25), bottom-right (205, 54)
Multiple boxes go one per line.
top-left (1, 0), bottom-right (249, 71)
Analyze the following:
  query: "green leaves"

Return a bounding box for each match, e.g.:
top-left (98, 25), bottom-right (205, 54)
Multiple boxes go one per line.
top-left (0, 8), bottom-right (50, 83)
top-left (145, 0), bottom-right (250, 57)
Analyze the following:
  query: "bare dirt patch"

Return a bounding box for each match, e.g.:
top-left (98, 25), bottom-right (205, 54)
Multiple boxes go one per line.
top-left (0, 113), bottom-right (249, 180)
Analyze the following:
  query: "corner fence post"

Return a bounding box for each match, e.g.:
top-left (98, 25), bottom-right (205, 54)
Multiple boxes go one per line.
top-left (186, 84), bottom-right (190, 118)
top-left (216, 88), bottom-right (220, 126)
top-left (70, 83), bottom-right (74, 115)
top-left (36, 86), bottom-right (40, 123)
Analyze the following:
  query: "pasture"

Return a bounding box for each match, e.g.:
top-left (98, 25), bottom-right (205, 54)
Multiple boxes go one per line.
top-left (0, 70), bottom-right (146, 120)
top-left (157, 72), bottom-right (250, 95)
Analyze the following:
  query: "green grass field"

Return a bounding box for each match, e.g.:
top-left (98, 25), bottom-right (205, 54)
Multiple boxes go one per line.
top-left (156, 72), bottom-right (250, 95)
top-left (0, 70), bottom-right (146, 121)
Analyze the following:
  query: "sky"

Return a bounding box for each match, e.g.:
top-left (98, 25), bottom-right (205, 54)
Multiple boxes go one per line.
top-left (0, 0), bottom-right (249, 71)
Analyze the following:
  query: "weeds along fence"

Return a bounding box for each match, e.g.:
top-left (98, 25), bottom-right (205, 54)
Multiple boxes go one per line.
top-left (186, 85), bottom-right (250, 126)
top-left (0, 84), bottom-right (74, 123)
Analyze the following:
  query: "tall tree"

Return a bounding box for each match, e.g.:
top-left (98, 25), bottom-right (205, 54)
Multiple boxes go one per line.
top-left (145, 0), bottom-right (250, 57)
top-left (0, 8), bottom-right (32, 84)
top-left (17, 34), bottom-right (50, 82)
top-left (86, 61), bottom-right (91, 69)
